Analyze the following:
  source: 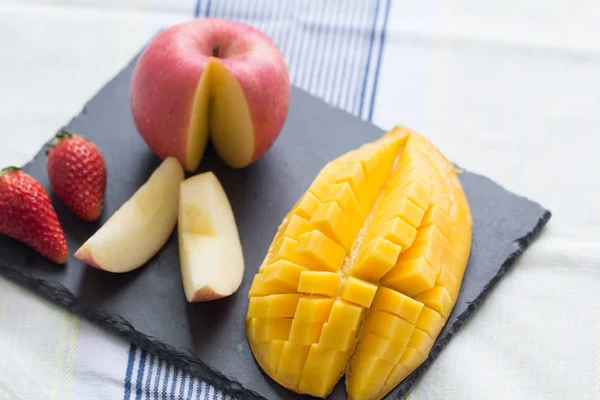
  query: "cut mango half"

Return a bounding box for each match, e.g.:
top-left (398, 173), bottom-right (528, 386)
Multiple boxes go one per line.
top-left (245, 126), bottom-right (472, 400)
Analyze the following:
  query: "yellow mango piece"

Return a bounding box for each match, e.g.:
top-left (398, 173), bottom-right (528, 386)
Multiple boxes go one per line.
top-left (414, 286), bottom-right (453, 318)
top-left (402, 181), bottom-right (432, 211)
top-left (254, 340), bottom-right (285, 376)
top-left (334, 162), bottom-right (371, 214)
top-left (379, 363), bottom-right (410, 398)
top-left (323, 182), bottom-right (365, 230)
top-left (248, 274), bottom-right (290, 297)
top-left (389, 163), bottom-right (431, 189)
top-left (443, 243), bottom-right (468, 280)
top-left (359, 136), bottom-right (404, 182)
top-left (432, 180), bottom-right (451, 213)
top-left (270, 236), bottom-right (310, 266)
top-left (276, 342), bottom-right (310, 389)
top-left (340, 276), bottom-right (378, 308)
top-left (364, 310), bottom-right (415, 341)
top-left (380, 257), bottom-right (437, 297)
top-left (380, 347), bottom-right (426, 398)
top-left (356, 331), bottom-right (409, 364)
top-left (364, 217), bottom-right (417, 251)
top-left (262, 260), bottom-right (307, 291)
top-left (297, 271), bottom-right (340, 297)
top-left (436, 265), bottom-right (460, 300)
top-left (296, 230), bottom-right (346, 272)
top-left (289, 319), bottom-right (324, 345)
top-left (415, 306), bottom-right (445, 338)
top-left (247, 127), bottom-right (473, 399)
top-left (395, 151), bottom-right (431, 175)
top-left (399, 225), bottom-right (448, 272)
top-left (359, 137), bottom-right (405, 200)
top-left (353, 237), bottom-right (402, 282)
top-left (247, 294), bottom-right (303, 319)
top-left (311, 201), bottom-right (356, 250)
top-left (327, 299), bottom-right (364, 331)
top-left (347, 351), bottom-right (395, 400)
top-left (253, 318), bottom-right (293, 343)
top-left (370, 287), bottom-right (423, 324)
top-left (309, 171), bottom-right (335, 201)
top-left (408, 328), bottom-right (435, 357)
top-left (319, 322), bottom-right (356, 352)
top-left (429, 148), bottom-right (452, 173)
top-left (293, 191), bottom-right (321, 220)
top-left (283, 214), bottom-right (313, 240)
top-left (406, 136), bottom-right (432, 155)
top-left (447, 226), bottom-right (472, 267)
top-left (422, 204), bottom-right (451, 237)
top-left (373, 197), bottom-right (425, 229)
top-left (298, 345), bottom-right (348, 398)
top-left (294, 297), bottom-right (335, 322)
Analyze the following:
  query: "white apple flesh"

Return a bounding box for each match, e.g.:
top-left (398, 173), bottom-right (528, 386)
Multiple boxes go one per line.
top-left (178, 172), bottom-right (245, 302)
top-left (75, 157), bottom-right (184, 272)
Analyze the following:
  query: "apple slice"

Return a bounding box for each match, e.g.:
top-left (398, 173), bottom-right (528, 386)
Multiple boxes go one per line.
top-left (178, 171), bottom-right (245, 302)
top-left (75, 157), bottom-right (184, 272)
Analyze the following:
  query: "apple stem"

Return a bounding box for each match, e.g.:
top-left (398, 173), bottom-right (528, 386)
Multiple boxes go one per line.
top-left (213, 44), bottom-right (220, 58)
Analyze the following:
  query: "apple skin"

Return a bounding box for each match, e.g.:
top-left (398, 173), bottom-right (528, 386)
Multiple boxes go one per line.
top-left (130, 18), bottom-right (291, 171)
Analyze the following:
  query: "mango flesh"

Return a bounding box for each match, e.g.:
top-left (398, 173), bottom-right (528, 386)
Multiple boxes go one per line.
top-left (245, 126), bottom-right (472, 400)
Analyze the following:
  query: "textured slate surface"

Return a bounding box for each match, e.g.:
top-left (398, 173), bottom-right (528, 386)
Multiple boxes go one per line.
top-left (0, 54), bottom-right (551, 400)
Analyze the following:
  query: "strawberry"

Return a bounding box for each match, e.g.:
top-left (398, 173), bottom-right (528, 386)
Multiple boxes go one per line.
top-left (46, 130), bottom-right (107, 222)
top-left (0, 167), bottom-right (69, 264)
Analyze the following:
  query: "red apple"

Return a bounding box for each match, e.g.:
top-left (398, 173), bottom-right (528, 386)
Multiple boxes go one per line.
top-left (130, 18), bottom-right (291, 170)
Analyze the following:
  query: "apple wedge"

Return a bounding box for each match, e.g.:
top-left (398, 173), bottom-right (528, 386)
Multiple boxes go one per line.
top-left (178, 172), bottom-right (245, 302)
top-left (75, 157), bottom-right (184, 272)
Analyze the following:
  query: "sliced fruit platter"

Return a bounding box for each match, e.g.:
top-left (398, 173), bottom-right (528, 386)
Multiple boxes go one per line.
top-left (0, 16), bottom-right (550, 400)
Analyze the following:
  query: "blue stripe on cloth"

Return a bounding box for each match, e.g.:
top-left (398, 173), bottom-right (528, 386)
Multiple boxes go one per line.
top-left (144, 354), bottom-right (155, 400)
top-left (135, 349), bottom-right (147, 400)
top-left (169, 367), bottom-right (180, 399)
top-left (185, 372), bottom-right (195, 399)
top-left (161, 364), bottom-right (171, 400)
top-left (179, 370), bottom-right (188, 399)
top-left (357, 0), bottom-right (382, 118)
top-left (153, 359), bottom-right (162, 400)
top-left (368, 0), bottom-right (392, 121)
top-left (336, 0), bottom-right (370, 110)
top-left (123, 344), bottom-right (137, 400)
top-left (125, 1), bottom-right (389, 398)
top-left (194, 0), bottom-right (202, 17)
top-left (195, 382), bottom-right (203, 400)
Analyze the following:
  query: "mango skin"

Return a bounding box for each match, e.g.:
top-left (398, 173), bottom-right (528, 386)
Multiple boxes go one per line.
top-left (245, 126), bottom-right (472, 400)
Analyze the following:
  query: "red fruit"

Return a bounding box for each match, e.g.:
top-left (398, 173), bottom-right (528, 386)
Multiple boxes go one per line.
top-left (0, 167), bottom-right (69, 264)
top-left (46, 130), bottom-right (107, 222)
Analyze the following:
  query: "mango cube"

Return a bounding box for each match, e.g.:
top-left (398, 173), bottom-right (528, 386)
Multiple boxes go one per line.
top-left (296, 230), bottom-right (346, 272)
top-left (340, 276), bottom-right (378, 307)
top-left (297, 271), bottom-right (340, 297)
top-left (262, 260), bottom-right (307, 291)
top-left (371, 287), bottom-right (423, 324)
top-left (380, 257), bottom-right (437, 297)
top-left (353, 237), bottom-right (402, 282)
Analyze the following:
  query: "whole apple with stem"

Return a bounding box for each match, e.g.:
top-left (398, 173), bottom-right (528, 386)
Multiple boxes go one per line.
top-left (130, 18), bottom-right (291, 171)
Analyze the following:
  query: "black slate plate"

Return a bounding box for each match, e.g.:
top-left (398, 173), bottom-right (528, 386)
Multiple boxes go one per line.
top-left (0, 53), bottom-right (550, 400)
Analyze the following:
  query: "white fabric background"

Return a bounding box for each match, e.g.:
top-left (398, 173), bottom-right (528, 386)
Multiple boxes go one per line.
top-left (1, 0), bottom-right (599, 399)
